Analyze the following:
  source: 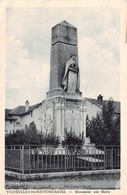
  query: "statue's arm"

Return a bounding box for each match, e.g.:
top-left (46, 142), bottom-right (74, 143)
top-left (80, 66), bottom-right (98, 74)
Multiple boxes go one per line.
top-left (69, 66), bottom-right (79, 72)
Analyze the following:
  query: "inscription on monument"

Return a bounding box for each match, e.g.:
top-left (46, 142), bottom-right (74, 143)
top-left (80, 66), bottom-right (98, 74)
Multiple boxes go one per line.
top-left (65, 110), bottom-right (80, 135)
top-left (65, 102), bottom-right (80, 110)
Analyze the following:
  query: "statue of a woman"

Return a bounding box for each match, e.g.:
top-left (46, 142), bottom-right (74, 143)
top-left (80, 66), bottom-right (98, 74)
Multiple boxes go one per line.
top-left (62, 54), bottom-right (80, 94)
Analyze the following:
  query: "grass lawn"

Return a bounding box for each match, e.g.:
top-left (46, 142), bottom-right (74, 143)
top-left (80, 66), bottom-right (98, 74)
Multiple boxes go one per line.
top-left (5, 173), bottom-right (120, 189)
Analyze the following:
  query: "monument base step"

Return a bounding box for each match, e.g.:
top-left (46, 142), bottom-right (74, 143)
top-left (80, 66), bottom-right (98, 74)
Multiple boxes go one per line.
top-left (77, 156), bottom-right (104, 163)
top-left (46, 88), bottom-right (82, 99)
top-left (82, 144), bottom-right (105, 155)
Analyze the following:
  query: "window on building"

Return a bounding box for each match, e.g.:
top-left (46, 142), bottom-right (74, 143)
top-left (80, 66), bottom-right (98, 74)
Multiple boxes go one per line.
top-left (16, 122), bottom-right (20, 125)
top-left (31, 111), bottom-right (33, 117)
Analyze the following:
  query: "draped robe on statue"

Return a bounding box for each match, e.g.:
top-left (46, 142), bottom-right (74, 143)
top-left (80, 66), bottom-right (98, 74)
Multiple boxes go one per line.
top-left (62, 58), bottom-right (80, 94)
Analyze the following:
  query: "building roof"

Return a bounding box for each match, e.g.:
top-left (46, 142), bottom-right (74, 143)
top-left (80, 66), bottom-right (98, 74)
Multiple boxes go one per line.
top-left (5, 109), bottom-right (12, 115)
top-left (9, 106), bottom-right (25, 115)
top-left (5, 97), bottom-right (120, 119)
top-left (5, 102), bottom-right (42, 117)
top-left (5, 109), bottom-right (12, 119)
top-left (86, 98), bottom-right (103, 108)
top-left (86, 98), bottom-right (120, 114)
top-left (5, 109), bottom-right (17, 120)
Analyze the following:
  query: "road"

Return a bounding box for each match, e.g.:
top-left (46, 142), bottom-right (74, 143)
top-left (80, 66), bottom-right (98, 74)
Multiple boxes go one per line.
top-left (5, 173), bottom-right (120, 189)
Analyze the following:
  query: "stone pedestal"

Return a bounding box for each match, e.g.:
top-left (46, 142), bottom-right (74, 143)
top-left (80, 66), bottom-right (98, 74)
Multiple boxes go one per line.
top-left (41, 96), bottom-right (87, 141)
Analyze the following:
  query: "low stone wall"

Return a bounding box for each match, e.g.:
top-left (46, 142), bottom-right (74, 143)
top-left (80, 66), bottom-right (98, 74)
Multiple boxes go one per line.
top-left (5, 169), bottom-right (120, 180)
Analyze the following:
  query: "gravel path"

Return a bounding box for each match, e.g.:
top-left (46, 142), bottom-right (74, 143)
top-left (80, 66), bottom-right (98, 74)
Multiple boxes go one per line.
top-left (5, 173), bottom-right (120, 189)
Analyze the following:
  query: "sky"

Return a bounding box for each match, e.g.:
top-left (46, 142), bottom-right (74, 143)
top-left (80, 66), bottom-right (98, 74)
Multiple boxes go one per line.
top-left (6, 7), bottom-right (120, 109)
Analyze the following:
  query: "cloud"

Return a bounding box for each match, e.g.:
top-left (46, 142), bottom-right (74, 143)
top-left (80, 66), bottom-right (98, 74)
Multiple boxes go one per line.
top-left (79, 36), bottom-right (120, 100)
top-left (97, 28), bottom-right (120, 61)
top-left (6, 36), bottom-right (49, 108)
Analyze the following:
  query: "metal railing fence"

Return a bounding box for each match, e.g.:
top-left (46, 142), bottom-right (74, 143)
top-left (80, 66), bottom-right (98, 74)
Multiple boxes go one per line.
top-left (5, 145), bottom-right (120, 174)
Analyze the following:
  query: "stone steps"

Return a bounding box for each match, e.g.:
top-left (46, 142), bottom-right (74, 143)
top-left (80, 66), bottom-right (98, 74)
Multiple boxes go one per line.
top-left (79, 144), bottom-right (105, 163)
top-left (77, 156), bottom-right (104, 163)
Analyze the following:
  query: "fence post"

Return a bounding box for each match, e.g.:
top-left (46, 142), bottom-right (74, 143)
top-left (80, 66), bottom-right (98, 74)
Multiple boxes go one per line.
top-left (20, 145), bottom-right (24, 174)
top-left (29, 146), bottom-right (31, 174)
top-left (73, 146), bottom-right (75, 171)
top-left (111, 146), bottom-right (114, 169)
top-left (65, 147), bottom-right (66, 172)
top-left (118, 147), bottom-right (120, 168)
top-left (104, 146), bottom-right (106, 170)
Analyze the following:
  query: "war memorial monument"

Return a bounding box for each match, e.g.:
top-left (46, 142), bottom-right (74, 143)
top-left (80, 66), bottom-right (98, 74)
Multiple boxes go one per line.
top-left (42, 20), bottom-right (89, 143)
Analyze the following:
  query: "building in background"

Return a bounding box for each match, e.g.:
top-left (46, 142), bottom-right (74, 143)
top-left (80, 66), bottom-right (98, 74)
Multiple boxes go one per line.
top-left (5, 95), bottom-right (120, 135)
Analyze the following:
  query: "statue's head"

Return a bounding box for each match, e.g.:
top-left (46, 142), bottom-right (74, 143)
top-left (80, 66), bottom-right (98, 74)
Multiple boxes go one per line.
top-left (70, 54), bottom-right (77, 61)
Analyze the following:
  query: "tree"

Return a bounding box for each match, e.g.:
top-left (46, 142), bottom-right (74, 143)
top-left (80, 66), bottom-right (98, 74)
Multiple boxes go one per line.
top-left (5, 121), bottom-right (60, 146)
top-left (5, 129), bottom-right (26, 145)
top-left (44, 132), bottom-right (60, 147)
top-left (86, 99), bottom-right (120, 145)
top-left (62, 129), bottom-right (84, 152)
top-left (25, 121), bottom-right (39, 144)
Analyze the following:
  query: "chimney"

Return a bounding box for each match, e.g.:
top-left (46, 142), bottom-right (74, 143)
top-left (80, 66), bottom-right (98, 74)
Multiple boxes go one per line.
top-left (25, 100), bottom-right (29, 112)
top-left (97, 94), bottom-right (103, 105)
